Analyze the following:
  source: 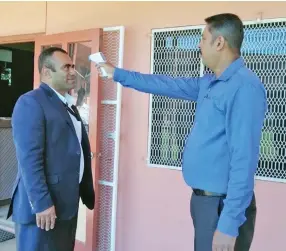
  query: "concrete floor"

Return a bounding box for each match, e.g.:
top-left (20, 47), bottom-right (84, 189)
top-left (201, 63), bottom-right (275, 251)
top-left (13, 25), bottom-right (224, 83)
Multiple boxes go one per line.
top-left (0, 205), bottom-right (14, 232)
top-left (0, 238), bottom-right (16, 251)
top-left (0, 205), bottom-right (9, 219)
top-left (0, 205), bottom-right (16, 251)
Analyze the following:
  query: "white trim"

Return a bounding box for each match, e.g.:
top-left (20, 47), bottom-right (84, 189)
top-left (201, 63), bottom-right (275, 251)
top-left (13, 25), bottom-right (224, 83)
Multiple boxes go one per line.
top-left (255, 176), bottom-right (286, 183)
top-left (110, 25), bottom-right (125, 251)
top-left (101, 100), bottom-right (118, 105)
top-left (150, 18), bottom-right (286, 34)
top-left (147, 94), bottom-right (153, 166)
top-left (152, 25), bottom-right (205, 33)
top-left (243, 17), bottom-right (286, 25)
top-left (98, 180), bottom-right (114, 186)
top-left (147, 27), bottom-right (156, 166)
top-left (0, 219), bottom-right (15, 234)
top-left (199, 28), bottom-right (204, 77)
top-left (0, 224), bottom-right (15, 234)
top-left (148, 163), bottom-right (182, 171)
top-left (103, 26), bottom-right (124, 32)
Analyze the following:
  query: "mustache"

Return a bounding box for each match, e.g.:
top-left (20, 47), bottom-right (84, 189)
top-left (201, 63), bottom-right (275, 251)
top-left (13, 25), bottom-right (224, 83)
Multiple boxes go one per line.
top-left (67, 74), bottom-right (76, 79)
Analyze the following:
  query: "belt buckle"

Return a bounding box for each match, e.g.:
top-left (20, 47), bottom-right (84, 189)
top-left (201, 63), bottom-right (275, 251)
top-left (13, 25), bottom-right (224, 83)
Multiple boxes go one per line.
top-left (204, 191), bottom-right (213, 196)
top-left (193, 189), bottom-right (205, 196)
top-left (193, 189), bottom-right (224, 197)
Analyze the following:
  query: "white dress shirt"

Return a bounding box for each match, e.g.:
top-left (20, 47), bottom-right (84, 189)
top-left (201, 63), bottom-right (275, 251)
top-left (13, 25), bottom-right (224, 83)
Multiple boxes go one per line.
top-left (50, 87), bottom-right (84, 183)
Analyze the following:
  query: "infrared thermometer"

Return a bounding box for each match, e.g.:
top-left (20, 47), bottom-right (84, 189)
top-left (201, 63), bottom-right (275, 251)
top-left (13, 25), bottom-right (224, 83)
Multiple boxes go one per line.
top-left (88, 52), bottom-right (108, 77)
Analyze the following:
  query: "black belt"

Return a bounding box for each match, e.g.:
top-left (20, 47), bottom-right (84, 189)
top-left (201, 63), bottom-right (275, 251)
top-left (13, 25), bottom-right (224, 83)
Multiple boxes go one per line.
top-left (193, 189), bottom-right (226, 197)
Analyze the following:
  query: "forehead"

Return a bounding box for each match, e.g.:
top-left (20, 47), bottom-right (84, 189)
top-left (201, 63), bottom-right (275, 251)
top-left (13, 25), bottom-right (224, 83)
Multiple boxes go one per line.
top-left (52, 51), bottom-right (73, 66)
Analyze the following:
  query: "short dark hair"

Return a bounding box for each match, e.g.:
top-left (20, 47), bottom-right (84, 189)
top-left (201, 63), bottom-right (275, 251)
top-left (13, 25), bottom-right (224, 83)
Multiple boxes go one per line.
top-left (205, 13), bottom-right (244, 52)
top-left (38, 47), bottom-right (68, 73)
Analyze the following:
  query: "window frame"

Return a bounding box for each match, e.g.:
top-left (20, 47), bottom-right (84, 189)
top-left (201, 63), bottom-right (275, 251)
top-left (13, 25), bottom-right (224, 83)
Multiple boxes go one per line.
top-left (147, 18), bottom-right (286, 183)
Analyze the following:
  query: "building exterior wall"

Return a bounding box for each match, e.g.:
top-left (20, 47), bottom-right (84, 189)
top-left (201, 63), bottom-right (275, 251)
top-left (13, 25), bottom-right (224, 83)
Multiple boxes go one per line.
top-left (1, 2), bottom-right (286, 250)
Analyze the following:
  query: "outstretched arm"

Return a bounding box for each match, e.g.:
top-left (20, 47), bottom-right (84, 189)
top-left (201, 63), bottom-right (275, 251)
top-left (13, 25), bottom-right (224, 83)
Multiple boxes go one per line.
top-left (98, 63), bottom-right (211, 101)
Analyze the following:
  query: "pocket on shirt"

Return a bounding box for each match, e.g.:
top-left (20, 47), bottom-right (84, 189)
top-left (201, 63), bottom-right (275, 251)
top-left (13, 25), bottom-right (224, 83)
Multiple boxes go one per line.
top-left (208, 95), bottom-right (224, 113)
top-left (196, 95), bottom-right (225, 128)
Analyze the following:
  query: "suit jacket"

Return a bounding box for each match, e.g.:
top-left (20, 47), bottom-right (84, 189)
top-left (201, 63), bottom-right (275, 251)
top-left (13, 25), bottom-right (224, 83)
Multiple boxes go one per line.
top-left (7, 83), bottom-right (95, 224)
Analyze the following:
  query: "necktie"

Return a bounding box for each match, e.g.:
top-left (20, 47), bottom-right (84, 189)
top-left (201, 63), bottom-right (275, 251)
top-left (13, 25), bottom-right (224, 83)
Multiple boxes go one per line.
top-left (64, 103), bottom-right (81, 122)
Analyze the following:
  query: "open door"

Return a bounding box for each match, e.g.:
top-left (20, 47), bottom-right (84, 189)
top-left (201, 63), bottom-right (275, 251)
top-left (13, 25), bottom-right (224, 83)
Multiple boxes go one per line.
top-left (33, 26), bottom-right (125, 251)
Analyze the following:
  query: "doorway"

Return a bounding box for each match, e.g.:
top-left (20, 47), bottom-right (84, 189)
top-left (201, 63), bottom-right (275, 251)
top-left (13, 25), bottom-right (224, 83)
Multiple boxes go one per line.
top-left (0, 42), bottom-right (35, 242)
top-left (32, 27), bottom-right (125, 251)
top-left (0, 26), bottom-right (124, 251)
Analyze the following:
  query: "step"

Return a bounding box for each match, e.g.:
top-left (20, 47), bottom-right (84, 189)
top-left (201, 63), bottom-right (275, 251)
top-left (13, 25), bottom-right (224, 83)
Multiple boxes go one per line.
top-left (0, 219), bottom-right (14, 234)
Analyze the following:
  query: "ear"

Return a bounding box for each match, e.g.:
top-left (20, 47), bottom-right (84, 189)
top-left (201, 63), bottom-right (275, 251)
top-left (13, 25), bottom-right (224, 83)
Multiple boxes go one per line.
top-left (215, 36), bottom-right (226, 51)
top-left (42, 66), bottom-right (52, 79)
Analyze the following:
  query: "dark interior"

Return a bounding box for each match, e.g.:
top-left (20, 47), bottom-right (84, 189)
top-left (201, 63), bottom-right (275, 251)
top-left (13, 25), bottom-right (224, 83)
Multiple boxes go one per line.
top-left (0, 42), bottom-right (34, 117)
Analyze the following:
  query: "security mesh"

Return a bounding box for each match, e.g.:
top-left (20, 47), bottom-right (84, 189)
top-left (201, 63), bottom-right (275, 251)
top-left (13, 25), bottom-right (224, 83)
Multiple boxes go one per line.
top-left (96, 184), bottom-right (113, 251)
top-left (96, 29), bottom-right (121, 250)
top-left (242, 21), bottom-right (286, 179)
top-left (0, 128), bottom-right (17, 200)
top-left (149, 28), bottom-right (201, 167)
top-left (100, 30), bottom-right (120, 101)
top-left (98, 105), bottom-right (116, 182)
top-left (149, 21), bottom-right (286, 180)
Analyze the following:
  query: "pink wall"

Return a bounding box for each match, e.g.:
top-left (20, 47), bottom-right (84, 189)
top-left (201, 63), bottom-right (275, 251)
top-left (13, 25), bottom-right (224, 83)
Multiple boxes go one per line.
top-left (253, 181), bottom-right (286, 250)
top-left (1, 2), bottom-right (286, 250)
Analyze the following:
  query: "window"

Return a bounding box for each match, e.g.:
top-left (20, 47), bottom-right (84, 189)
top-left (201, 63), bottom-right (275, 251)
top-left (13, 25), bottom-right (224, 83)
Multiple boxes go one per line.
top-left (148, 20), bottom-right (286, 181)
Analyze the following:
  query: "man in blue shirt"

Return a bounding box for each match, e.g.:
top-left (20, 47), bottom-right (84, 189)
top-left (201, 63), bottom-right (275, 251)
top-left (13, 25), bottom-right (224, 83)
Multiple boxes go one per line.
top-left (97, 13), bottom-right (267, 251)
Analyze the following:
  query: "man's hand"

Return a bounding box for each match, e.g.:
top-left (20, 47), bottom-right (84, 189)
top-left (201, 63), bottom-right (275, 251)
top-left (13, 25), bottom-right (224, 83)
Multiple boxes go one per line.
top-left (36, 205), bottom-right (57, 231)
top-left (212, 230), bottom-right (236, 251)
top-left (96, 62), bottom-right (115, 79)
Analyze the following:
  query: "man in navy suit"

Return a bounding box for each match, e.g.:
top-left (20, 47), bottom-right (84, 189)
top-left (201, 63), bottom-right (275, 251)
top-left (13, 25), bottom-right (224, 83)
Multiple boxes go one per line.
top-left (7, 47), bottom-right (95, 251)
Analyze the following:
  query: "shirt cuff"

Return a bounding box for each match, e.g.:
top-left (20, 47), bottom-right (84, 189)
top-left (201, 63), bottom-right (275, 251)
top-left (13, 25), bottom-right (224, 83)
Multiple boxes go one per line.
top-left (217, 214), bottom-right (240, 237)
top-left (113, 67), bottom-right (129, 82)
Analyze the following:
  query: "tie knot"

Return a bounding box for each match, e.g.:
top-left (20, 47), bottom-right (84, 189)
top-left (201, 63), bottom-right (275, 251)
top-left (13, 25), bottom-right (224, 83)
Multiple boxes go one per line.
top-left (64, 103), bottom-right (81, 121)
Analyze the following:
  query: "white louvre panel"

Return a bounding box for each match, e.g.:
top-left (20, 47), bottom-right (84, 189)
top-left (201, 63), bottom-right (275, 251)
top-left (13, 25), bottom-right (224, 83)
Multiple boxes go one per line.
top-left (96, 26), bottom-right (124, 251)
top-left (148, 19), bottom-right (286, 182)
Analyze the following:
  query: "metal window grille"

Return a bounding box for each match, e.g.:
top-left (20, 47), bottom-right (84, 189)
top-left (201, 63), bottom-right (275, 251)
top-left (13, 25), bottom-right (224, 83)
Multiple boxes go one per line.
top-left (148, 19), bottom-right (286, 182)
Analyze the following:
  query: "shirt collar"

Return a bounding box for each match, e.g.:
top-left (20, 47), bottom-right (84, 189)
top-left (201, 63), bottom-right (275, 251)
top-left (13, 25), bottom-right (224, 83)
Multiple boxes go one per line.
top-left (216, 57), bottom-right (245, 82)
top-left (49, 86), bottom-right (76, 106)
